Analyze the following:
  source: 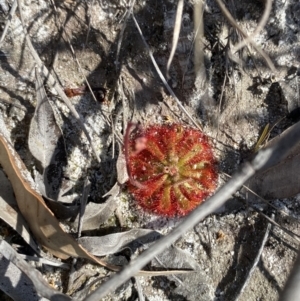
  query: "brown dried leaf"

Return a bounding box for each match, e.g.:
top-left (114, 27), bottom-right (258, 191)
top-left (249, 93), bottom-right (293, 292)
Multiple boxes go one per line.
top-left (0, 132), bottom-right (118, 270)
top-left (0, 133), bottom-right (182, 277)
top-left (0, 170), bottom-right (40, 254)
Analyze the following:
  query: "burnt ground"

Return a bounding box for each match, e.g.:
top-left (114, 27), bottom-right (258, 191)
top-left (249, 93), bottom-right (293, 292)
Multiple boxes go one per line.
top-left (0, 0), bottom-right (300, 300)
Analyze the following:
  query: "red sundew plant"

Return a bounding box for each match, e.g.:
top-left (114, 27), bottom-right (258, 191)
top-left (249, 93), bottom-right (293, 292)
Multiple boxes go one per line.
top-left (124, 123), bottom-right (218, 217)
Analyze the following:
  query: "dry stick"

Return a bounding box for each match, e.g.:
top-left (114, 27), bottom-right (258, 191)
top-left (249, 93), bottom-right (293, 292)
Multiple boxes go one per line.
top-left (215, 0), bottom-right (276, 73)
top-left (166, 0), bottom-right (184, 79)
top-left (67, 178), bottom-right (91, 293)
top-left (19, 254), bottom-right (70, 269)
top-left (134, 277), bottom-right (145, 301)
top-left (235, 214), bottom-right (274, 301)
top-left (222, 172), bottom-right (300, 222)
top-left (0, 0), bottom-right (17, 46)
top-left (0, 240), bottom-right (73, 301)
top-left (16, 0), bottom-right (100, 162)
top-left (234, 0), bottom-right (273, 53)
top-left (131, 13), bottom-right (201, 131)
top-left (83, 121), bottom-right (300, 301)
top-left (251, 207), bottom-right (300, 244)
top-left (115, 0), bottom-right (136, 72)
top-left (83, 0), bottom-right (95, 49)
top-left (193, 0), bottom-right (205, 79)
top-left (223, 173), bottom-right (300, 242)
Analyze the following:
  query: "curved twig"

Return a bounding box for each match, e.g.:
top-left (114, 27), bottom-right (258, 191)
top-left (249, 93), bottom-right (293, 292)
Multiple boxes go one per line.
top-left (166, 0), bottom-right (184, 79)
top-left (215, 0), bottom-right (276, 73)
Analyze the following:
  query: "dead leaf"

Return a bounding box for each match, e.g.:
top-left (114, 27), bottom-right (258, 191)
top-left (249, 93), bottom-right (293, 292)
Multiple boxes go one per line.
top-left (75, 182), bottom-right (120, 231)
top-left (78, 229), bottom-right (162, 256)
top-left (44, 197), bottom-right (79, 220)
top-left (28, 68), bottom-right (63, 170)
top-left (0, 132), bottom-right (119, 270)
top-left (0, 253), bottom-right (47, 301)
top-left (247, 123), bottom-right (300, 199)
top-left (116, 151), bottom-right (128, 184)
top-left (0, 170), bottom-right (40, 254)
top-left (79, 228), bottom-right (192, 276)
top-left (29, 69), bottom-right (66, 200)
top-left (0, 132), bottom-right (184, 277)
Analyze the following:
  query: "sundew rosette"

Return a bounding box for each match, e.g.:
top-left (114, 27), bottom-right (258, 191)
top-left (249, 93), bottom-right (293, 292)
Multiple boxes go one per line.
top-left (125, 124), bottom-right (217, 217)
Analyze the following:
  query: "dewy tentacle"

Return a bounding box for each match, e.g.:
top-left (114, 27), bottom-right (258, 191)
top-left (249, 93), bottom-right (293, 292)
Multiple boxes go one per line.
top-left (125, 124), bottom-right (218, 217)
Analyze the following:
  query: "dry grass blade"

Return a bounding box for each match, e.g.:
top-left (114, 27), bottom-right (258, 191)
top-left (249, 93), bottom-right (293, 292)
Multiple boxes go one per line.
top-left (0, 0), bottom-right (17, 46)
top-left (16, 0), bottom-right (100, 163)
top-left (253, 208), bottom-right (300, 244)
top-left (131, 13), bottom-right (201, 130)
top-left (166, 0), bottom-right (184, 79)
top-left (83, 120), bottom-right (300, 300)
top-left (134, 277), bottom-right (145, 301)
top-left (115, 0), bottom-right (136, 71)
top-left (225, 172), bottom-right (300, 222)
top-left (224, 176), bottom-right (300, 244)
top-left (193, 0), bottom-right (205, 79)
top-left (233, 0), bottom-right (273, 52)
top-left (254, 123), bottom-right (270, 153)
top-left (215, 0), bottom-right (276, 73)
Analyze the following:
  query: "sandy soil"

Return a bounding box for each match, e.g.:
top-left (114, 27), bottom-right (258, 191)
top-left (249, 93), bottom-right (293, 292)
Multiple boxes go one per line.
top-left (0, 0), bottom-right (300, 300)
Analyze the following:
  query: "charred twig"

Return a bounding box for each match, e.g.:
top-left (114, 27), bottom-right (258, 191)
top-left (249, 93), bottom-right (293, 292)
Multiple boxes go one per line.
top-left (235, 214), bottom-right (274, 301)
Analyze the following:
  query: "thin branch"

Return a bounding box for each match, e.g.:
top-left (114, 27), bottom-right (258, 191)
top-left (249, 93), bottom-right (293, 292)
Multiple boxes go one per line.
top-left (84, 120), bottom-right (300, 300)
top-left (193, 0), bottom-right (205, 79)
top-left (0, 0), bottom-right (17, 47)
top-left (252, 207), bottom-right (300, 243)
top-left (131, 13), bottom-right (201, 130)
top-left (115, 0), bottom-right (136, 72)
top-left (215, 0), bottom-right (276, 73)
top-left (234, 0), bottom-right (273, 52)
top-left (16, 0), bottom-right (101, 162)
top-left (235, 214), bottom-right (274, 301)
top-left (166, 0), bottom-right (184, 79)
